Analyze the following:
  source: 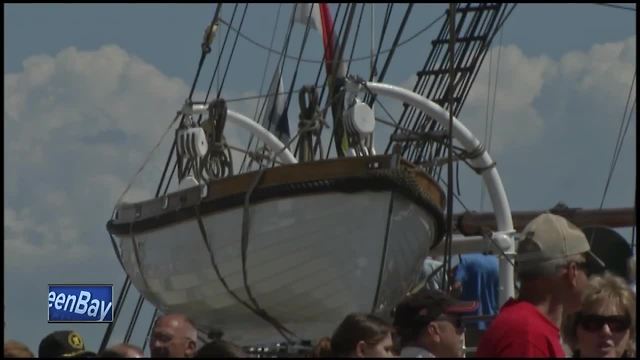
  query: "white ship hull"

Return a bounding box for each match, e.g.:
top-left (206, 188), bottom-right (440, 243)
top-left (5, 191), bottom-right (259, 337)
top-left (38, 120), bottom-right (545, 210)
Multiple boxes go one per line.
top-left (108, 155), bottom-right (444, 345)
top-left (114, 191), bottom-right (437, 344)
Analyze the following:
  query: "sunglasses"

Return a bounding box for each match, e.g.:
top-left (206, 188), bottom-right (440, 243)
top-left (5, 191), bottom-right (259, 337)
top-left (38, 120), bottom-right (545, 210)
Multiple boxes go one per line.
top-left (577, 313), bottom-right (631, 333)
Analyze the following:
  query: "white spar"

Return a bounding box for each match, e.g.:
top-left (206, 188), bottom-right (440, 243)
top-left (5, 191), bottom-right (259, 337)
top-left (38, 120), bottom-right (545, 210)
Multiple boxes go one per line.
top-left (362, 80), bottom-right (516, 304)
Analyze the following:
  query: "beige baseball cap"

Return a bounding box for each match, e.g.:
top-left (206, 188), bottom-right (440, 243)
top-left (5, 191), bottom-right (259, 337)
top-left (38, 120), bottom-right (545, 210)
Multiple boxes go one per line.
top-left (516, 213), bottom-right (605, 270)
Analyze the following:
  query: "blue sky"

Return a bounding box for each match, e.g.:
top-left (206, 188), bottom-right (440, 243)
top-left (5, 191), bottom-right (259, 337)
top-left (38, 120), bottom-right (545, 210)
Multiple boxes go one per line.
top-left (4, 3), bottom-right (636, 355)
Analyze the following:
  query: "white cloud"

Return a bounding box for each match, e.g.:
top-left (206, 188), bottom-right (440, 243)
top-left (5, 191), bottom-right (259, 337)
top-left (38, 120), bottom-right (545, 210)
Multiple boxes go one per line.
top-left (459, 44), bottom-right (554, 154)
top-left (4, 45), bottom-right (190, 269)
top-left (389, 36), bottom-right (635, 212)
top-left (456, 36), bottom-right (635, 155)
top-left (3, 45), bottom-right (292, 270)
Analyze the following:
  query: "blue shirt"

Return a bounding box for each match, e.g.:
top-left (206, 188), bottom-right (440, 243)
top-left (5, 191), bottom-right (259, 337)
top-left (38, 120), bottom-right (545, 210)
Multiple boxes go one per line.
top-left (454, 254), bottom-right (499, 330)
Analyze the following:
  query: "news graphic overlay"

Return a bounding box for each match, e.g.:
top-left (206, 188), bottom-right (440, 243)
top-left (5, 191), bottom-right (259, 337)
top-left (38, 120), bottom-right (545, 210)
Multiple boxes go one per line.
top-left (48, 284), bottom-right (113, 323)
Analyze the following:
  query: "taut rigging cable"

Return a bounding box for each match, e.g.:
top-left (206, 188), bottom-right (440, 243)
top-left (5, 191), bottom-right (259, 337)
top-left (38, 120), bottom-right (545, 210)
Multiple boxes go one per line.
top-left (239, 4), bottom-right (283, 172)
top-left (599, 70), bottom-right (636, 209)
top-left (217, 10), bottom-right (447, 65)
top-left (216, 4), bottom-right (249, 100)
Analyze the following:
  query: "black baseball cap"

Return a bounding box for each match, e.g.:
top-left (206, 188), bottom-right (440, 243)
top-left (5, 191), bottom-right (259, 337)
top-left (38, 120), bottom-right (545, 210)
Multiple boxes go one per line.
top-left (392, 288), bottom-right (478, 330)
top-left (38, 330), bottom-right (97, 357)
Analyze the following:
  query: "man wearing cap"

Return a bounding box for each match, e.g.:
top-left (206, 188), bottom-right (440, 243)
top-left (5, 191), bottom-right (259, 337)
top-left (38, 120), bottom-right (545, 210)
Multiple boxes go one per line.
top-left (38, 330), bottom-right (97, 357)
top-left (393, 288), bottom-right (479, 357)
top-left (476, 213), bottom-right (604, 357)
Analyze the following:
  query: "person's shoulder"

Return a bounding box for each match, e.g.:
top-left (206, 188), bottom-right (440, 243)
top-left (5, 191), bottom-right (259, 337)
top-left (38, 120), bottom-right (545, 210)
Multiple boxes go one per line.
top-left (486, 301), bottom-right (543, 331)
top-left (462, 254), bottom-right (498, 267)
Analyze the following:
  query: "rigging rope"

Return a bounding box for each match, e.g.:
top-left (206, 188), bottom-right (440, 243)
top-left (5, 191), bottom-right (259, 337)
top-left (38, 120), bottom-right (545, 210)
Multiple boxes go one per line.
top-left (115, 113), bottom-right (181, 206)
top-left (282, 4), bottom-right (316, 122)
top-left (488, 28), bottom-right (503, 157)
top-left (141, 308), bottom-right (158, 352)
top-left (378, 4), bottom-right (414, 83)
top-left (216, 4), bottom-right (249, 100)
top-left (594, 3), bottom-right (636, 12)
top-left (245, 4), bottom-right (298, 172)
top-left (217, 11), bottom-right (446, 65)
top-left (480, 26), bottom-right (503, 211)
top-left (330, 3), bottom-right (358, 158)
top-left (98, 276), bottom-right (132, 352)
top-left (239, 4), bottom-right (283, 172)
top-left (346, 4), bottom-right (367, 75)
top-left (112, 4), bottom-right (226, 351)
top-left (313, 4), bottom-right (344, 160)
top-left (319, 4), bottom-right (355, 158)
top-left (368, 4), bottom-right (393, 82)
top-left (442, 3), bottom-right (456, 293)
top-left (599, 70), bottom-right (636, 209)
top-left (195, 202), bottom-right (298, 343)
top-left (202, 4), bottom-right (239, 108)
top-left (255, 4), bottom-right (299, 170)
top-left (365, 3), bottom-right (414, 107)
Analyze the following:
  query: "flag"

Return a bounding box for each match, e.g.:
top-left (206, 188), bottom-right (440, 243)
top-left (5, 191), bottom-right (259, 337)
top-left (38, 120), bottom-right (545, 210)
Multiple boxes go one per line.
top-left (294, 3), bottom-right (346, 78)
top-left (262, 69), bottom-right (290, 143)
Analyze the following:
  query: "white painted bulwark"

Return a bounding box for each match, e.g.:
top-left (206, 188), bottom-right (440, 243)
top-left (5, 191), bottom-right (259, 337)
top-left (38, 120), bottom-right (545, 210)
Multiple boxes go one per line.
top-left (114, 191), bottom-right (438, 345)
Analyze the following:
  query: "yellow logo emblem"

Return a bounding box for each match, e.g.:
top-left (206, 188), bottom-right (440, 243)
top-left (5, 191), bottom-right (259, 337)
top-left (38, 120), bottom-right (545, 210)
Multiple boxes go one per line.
top-left (67, 332), bottom-right (84, 350)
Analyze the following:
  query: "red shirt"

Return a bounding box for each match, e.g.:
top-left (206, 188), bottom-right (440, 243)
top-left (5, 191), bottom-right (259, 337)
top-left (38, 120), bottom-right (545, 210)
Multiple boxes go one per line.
top-left (475, 298), bottom-right (566, 358)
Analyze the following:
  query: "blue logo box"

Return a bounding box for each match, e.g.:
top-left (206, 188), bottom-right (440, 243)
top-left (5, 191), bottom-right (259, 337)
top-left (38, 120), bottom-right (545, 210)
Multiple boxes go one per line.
top-left (48, 284), bottom-right (113, 323)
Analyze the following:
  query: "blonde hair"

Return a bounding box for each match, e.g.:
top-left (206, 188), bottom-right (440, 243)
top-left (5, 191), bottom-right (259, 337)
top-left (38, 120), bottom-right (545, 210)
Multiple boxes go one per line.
top-left (562, 272), bottom-right (636, 357)
top-left (4, 340), bottom-right (34, 358)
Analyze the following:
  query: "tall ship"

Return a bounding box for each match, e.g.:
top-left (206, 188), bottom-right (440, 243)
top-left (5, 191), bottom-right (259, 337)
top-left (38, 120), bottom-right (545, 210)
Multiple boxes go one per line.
top-left (102, 3), bottom-right (635, 355)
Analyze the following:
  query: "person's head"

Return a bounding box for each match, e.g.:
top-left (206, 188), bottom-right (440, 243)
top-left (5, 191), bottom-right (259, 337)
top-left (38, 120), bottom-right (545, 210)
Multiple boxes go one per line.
top-left (562, 273), bottom-right (635, 357)
top-left (515, 213), bottom-right (604, 312)
top-left (313, 313), bottom-right (395, 357)
top-left (194, 340), bottom-right (246, 358)
top-left (150, 313), bottom-right (198, 358)
top-left (4, 340), bottom-right (34, 358)
top-left (38, 330), bottom-right (97, 358)
top-left (99, 343), bottom-right (144, 358)
top-left (392, 288), bottom-right (478, 357)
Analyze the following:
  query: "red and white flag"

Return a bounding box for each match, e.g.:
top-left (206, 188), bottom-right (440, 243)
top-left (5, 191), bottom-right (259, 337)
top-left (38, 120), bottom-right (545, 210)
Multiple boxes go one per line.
top-left (294, 3), bottom-right (346, 78)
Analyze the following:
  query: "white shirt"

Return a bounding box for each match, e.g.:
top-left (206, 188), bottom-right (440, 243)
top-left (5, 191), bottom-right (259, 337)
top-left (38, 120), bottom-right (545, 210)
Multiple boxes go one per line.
top-left (399, 346), bottom-right (435, 358)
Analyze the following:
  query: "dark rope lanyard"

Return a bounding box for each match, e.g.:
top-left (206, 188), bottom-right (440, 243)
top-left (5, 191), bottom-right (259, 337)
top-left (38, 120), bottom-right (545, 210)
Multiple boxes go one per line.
top-left (194, 190), bottom-right (298, 343)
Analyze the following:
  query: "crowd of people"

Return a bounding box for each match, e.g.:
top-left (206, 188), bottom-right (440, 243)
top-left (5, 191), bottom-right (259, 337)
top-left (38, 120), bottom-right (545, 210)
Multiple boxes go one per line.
top-left (4, 213), bottom-right (636, 358)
